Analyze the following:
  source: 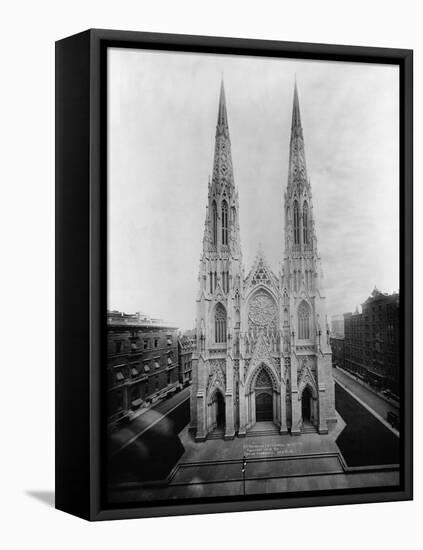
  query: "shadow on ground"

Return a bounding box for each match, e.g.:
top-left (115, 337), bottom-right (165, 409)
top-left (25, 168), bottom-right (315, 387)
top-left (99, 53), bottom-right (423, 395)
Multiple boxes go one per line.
top-left (26, 490), bottom-right (55, 508)
top-left (335, 383), bottom-right (399, 467)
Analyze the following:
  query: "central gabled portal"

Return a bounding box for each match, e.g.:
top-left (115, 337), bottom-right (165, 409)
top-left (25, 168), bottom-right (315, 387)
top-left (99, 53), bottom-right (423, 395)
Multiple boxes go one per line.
top-left (249, 364), bottom-right (277, 428)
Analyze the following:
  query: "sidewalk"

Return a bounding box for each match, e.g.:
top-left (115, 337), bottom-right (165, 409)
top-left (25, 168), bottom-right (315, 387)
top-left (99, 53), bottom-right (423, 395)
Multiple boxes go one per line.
top-left (335, 366), bottom-right (399, 408)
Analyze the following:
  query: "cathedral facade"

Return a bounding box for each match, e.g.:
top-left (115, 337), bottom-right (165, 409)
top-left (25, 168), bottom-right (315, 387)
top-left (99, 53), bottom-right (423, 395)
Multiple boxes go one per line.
top-left (190, 81), bottom-right (337, 440)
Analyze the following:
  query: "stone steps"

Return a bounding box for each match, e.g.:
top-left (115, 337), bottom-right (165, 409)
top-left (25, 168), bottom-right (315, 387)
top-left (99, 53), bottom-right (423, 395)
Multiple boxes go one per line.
top-left (207, 430), bottom-right (224, 440)
top-left (246, 429), bottom-right (280, 437)
top-left (246, 422), bottom-right (281, 437)
top-left (301, 424), bottom-right (318, 434)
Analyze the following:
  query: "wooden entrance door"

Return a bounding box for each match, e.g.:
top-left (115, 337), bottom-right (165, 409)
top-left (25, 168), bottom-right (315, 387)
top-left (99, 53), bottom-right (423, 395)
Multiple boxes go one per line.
top-left (256, 392), bottom-right (272, 422)
top-left (302, 387), bottom-right (312, 422)
top-left (216, 392), bottom-right (225, 428)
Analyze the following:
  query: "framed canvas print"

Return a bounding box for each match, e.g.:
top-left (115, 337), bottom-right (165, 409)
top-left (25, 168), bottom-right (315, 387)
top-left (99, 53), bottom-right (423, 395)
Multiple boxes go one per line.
top-left (55, 29), bottom-right (413, 521)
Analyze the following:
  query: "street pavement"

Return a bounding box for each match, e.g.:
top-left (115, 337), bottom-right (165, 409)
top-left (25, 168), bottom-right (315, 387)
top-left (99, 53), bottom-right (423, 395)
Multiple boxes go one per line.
top-left (332, 367), bottom-right (399, 422)
top-left (152, 386), bottom-right (191, 416)
top-left (110, 386), bottom-right (191, 454)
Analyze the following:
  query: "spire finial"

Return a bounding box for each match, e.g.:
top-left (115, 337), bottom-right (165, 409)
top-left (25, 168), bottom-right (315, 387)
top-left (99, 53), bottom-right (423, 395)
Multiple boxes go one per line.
top-left (217, 78), bottom-right (228, 128)
top-left (291, 79), bottom-right (302, 130)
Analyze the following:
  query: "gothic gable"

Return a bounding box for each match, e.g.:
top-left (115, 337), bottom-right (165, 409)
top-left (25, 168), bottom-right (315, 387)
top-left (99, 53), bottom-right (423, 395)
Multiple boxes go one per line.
top-left (244, 250), bottom-right (279, 294)
top-left (244, 333), bottom-right (280, 388)
top-left (297, 357), bottom-right (317, 398)
top-left (207, 359), bottom-right (226, 396)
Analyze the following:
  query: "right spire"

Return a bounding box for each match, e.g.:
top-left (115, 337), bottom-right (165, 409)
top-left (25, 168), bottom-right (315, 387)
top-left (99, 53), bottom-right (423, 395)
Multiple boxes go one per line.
top-left (288, 81), bottom-right (308, 192)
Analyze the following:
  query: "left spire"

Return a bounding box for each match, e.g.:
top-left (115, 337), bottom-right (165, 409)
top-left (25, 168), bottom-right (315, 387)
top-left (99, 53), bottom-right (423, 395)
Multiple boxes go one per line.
top-left (211, 79), bottom-right (234, 192)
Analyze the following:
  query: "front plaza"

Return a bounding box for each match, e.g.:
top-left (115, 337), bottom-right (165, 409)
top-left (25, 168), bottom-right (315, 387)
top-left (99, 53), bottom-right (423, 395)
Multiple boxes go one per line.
top-left (108, 382), bottom-right (400, 504)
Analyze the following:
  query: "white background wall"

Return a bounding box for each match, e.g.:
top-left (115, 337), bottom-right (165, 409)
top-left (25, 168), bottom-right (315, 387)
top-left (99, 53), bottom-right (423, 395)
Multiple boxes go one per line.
top-left (0, 0), bottom-right (419, 548)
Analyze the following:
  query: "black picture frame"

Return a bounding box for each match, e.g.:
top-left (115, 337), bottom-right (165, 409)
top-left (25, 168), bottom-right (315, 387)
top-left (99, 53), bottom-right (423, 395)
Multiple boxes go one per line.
top-left (55, 28), bottom-right (413, 521)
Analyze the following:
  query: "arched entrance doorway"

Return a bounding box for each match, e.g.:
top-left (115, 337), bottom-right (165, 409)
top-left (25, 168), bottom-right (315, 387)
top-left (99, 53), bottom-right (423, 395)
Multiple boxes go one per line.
top-left (301, 386), bottom-right (312, 423)
top-left (216, 391), bottom-right (225, 428)
top-left (256, 392), bottom-right (272, 421)
top-left (250, 365), bottom-right (276, 427)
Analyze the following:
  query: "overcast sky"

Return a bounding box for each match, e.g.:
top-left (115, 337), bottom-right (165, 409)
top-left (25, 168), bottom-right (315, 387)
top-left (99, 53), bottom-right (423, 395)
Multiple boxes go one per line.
top-left (107, 48), bottom-right (399, 330)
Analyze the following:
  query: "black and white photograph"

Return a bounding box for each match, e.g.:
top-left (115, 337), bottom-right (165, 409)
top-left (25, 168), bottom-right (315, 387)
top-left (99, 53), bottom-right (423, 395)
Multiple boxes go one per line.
top-left (105, 48), bottom-right (402, 505)
top-left (2, 0), bottom-right (420, 545)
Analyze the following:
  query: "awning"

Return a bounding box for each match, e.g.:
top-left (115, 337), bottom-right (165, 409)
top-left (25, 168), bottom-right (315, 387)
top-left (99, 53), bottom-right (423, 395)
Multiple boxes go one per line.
top-left (143, 365), bottom-right (150, 372)
top-left (115, 371), bottom-right (124, 381)
top-left (131, 368), bottom-right (138, 376)
top-left (154, 361), bottom-right (160, 369)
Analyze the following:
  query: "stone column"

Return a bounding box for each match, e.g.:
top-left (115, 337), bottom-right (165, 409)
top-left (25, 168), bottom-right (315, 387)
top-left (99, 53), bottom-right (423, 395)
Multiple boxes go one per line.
top-left (195, 393), bottom-right (207, 441)
top-left (290, 354), bottom-right (301, 435)
top-left (238, 390), bottom-right (246, 436)
top-left (224, 354), bottom-right (235, 439)
top-left (291, 390), bottom-right (301, 435)
top-left (238, 357), bottom-right (247, 436)
top-left (273, 391), bottom-right (277, 422)
top-left (317, 385), bottom-right (328, 434)
top-left (316, 354), bottom-right (330, 433)
top-left (280, 385), bottom-right (288, 433)
top-left (224, 393), bottom-right (235, 439)
top-left (251, 392), bottom-right (256, 426)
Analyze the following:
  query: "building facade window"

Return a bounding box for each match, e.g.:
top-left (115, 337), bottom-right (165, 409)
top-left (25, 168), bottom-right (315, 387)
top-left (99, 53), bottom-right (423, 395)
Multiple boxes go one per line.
top-left (222, 200), bottom-right (228, 245)
top-left (115, 341), bottom-right (122, 353)
top-left (212, 201), bottom-right (218, 246)
top-left (215, 303), bottom-right (227, 343)
top-left (222, 270), bottom-right (229, 293)
top-left (115, 370), bottom-right (124, 382)
top-left (303, 201), bottom-right (309, 245)
top-left (293, 200), bottom-right (300, 245)
top-left (298, 301), bottom-right (311, 339)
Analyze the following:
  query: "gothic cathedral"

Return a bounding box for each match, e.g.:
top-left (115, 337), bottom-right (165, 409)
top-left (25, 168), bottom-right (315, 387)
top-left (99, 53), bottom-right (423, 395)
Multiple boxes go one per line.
top-left (190, 80), bottom-right (336, 440)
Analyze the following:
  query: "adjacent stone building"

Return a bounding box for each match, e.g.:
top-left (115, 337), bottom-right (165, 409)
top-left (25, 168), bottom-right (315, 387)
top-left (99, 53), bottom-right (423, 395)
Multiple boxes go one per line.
top-left (190, 81), bottom-right (336, 440)
top-left (107, 310), bottom-right (180, 427)
top-left (343, 288), bottom-right (400, 394)
top-left (331, 314), bottom-right (345, 338)
top-left (177, 334), bottom-right (194, 387)
top-left (330, 336), bottom-right (345, 370)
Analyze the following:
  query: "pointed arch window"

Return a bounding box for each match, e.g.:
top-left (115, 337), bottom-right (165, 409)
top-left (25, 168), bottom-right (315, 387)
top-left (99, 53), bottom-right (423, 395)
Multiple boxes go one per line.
top-left (298, 301), bottom-right (311, 339)
top-left (215, 303), bottom-right (227, 344)
top-left (293, 200), bottom-right (300, 245)
top-left (222, 200), bottom-right (228, 245)
top-left (303, 201), bottom-right (309, 245)
top-left (222, 270), bottom-right (229, 293)
top-left (212, 201), bottom-right (218, 246)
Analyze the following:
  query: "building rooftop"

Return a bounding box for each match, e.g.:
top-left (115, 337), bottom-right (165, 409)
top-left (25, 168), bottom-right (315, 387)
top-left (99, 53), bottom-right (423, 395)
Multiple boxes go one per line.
top-left (107, 309), bottom-right (178, 329)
